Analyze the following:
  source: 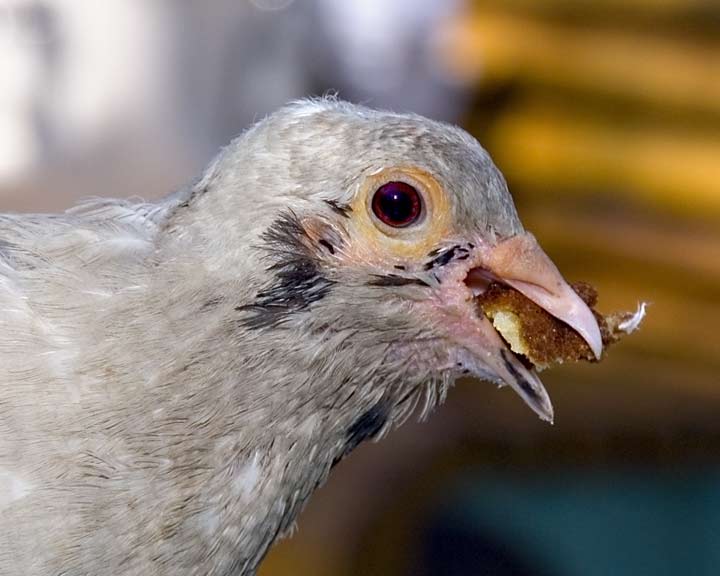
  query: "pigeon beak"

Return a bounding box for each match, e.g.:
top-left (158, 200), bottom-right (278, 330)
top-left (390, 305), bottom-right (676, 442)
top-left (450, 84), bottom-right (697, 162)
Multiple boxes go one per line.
top-left (466, 313), bottom-right (556, 422)
top-left (474, 232), bottom-right (603, 360)
top-left (427, 232), bottom-right (602, 421)
top-left (453, 232), bottom-right (602, 422)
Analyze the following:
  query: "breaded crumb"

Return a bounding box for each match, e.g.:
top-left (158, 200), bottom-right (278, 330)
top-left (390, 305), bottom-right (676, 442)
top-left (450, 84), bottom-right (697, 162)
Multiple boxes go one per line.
top-left (476, 282), bottom-right (644, 370)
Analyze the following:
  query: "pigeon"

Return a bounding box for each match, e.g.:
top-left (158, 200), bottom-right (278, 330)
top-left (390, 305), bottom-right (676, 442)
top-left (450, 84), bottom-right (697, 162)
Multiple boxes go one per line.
top-left (0, 98), bottom-right (602, 575)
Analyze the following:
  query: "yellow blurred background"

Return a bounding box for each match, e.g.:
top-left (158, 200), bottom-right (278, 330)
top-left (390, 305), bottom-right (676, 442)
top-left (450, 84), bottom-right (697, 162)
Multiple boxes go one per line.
top-left (1, 1), bottom-right (719, 574)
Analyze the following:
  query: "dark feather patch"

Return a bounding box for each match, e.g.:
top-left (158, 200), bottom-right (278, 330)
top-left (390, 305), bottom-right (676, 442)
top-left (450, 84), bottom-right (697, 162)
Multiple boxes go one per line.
top-left (318, 239), bottom-right (335, 254)
top-left (424, 246), bottom-right (458, 270)
top-left (333, 402), bottom-right (390, 467)
top-left (501, 349), bottom-right (540, 401)
top-left (423, 244), bottom-right (471, 270)
top-left (0, 239), bottom-right (38, 271)
top-left (324, 199), bottom-right (352, 218)
top-left (346, 403), bottom-right (388, 449)
top-left (176, 184), bottom-right (209, 210)
top-left (236, 212), bottom-right (334, 329)
top-left (368, 274), bottom-right (430, 287)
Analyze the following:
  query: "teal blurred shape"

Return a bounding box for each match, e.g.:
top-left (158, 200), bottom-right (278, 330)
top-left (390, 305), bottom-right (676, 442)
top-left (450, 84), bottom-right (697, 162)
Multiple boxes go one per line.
top-left (434, 468), bottom-right (720, 576)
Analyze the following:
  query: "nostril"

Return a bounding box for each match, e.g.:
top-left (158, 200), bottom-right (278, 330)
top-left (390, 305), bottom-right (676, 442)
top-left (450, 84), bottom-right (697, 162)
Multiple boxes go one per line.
top-left (464, 267), bottom-right (498, 297)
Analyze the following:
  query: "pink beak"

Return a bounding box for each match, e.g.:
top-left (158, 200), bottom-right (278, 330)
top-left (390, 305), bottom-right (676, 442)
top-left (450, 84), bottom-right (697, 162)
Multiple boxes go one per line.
top-left (462, 232), bottom-right (603, 422)
top-left (480, 233), bottom-right (603, 360)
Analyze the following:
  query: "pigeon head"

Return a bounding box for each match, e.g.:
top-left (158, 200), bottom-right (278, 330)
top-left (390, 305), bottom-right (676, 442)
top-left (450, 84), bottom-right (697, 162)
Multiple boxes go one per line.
top-left (167, 99), bottom-right (601, 429)
top-left (0, 98), bottom-right (607, 575)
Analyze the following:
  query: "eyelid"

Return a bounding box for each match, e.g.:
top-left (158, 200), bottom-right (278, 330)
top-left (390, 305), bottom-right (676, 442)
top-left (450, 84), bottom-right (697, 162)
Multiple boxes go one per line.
top-left (346, 166), bottom-right (454, 260)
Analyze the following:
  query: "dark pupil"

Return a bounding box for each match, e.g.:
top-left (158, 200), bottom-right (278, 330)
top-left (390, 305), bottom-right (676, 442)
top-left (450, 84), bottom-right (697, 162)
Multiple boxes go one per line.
top-left (373, 182), bottom-right (420, 227)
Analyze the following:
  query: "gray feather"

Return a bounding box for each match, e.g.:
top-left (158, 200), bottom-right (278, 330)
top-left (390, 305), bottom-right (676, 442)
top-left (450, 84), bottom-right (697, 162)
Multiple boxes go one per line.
top-left (0, 98), bottom-right (521, 575)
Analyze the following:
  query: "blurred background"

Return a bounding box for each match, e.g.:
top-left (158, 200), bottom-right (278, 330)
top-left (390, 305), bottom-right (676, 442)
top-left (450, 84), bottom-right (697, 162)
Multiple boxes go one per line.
top-left (1, 0), bottom-right (719, 574)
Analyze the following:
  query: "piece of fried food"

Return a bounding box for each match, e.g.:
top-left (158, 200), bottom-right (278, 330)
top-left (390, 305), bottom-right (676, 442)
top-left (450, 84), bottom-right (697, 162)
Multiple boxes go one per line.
top-left (477, 282), bottom-right (645, 370)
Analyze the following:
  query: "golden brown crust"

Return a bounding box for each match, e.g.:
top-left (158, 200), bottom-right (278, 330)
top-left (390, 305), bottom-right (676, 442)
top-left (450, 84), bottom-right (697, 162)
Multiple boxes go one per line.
top-left (476, 281), bottom-right (637, 370)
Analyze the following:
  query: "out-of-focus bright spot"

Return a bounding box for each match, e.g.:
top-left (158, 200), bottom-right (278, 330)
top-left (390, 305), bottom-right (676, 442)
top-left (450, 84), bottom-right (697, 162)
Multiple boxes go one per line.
top-left (0, 0), bottom-right (42, 181)
top-left (444, 10), bottom-right (720, 114)
top-left (249, 0), bottom-right (295, 11)
top-left (317, 0), bottom-right (462, 93)
top-left (487, 102), bottom-right (720, 218)
top-left (48, 0), bottom-right (169, 149)
top-left (479, 0), bottom-right (719, 15)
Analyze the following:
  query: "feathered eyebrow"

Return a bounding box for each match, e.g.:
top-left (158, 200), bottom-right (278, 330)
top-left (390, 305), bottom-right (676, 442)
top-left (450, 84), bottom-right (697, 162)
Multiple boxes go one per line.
top-left (236, 211), bottom-right (334, 329)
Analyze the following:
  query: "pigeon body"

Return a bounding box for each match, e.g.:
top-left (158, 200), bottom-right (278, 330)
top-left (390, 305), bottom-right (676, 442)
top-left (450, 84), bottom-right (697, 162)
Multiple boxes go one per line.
top-left (0, 99), bottom-right (601, 575)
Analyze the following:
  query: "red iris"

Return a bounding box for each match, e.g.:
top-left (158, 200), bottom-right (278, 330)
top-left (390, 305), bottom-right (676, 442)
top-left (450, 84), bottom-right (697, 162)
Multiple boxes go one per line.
top-left (371, 181), bottom-right (422, 228)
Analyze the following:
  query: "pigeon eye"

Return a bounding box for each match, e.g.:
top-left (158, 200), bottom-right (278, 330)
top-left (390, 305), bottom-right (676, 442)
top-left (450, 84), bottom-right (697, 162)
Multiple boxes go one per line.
top-left (371, 181), bottom-right (423, 228)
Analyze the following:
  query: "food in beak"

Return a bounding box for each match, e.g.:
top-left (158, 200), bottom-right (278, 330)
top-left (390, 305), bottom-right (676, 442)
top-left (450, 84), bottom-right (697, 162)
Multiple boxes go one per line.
top-left (475, 232), bottom-right (605, 359)
top-left (455, 232), bottom-right (644, 421)
top-left (476, 281), bottom-right (646, 371)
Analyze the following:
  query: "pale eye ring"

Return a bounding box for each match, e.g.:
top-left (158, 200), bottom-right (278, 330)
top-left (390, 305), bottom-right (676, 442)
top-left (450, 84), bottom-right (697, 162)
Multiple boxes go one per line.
top-left (371, 181), bottom-right (423, 228)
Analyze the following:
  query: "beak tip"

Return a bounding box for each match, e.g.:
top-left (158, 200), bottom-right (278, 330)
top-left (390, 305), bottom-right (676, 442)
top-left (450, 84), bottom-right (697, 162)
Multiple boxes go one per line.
top-left (589, 331), bottom-right (603, 361)
top-left (586, 320), bottom-right (604, 360)
top-left (539, 406), bottom-right (555, 424)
